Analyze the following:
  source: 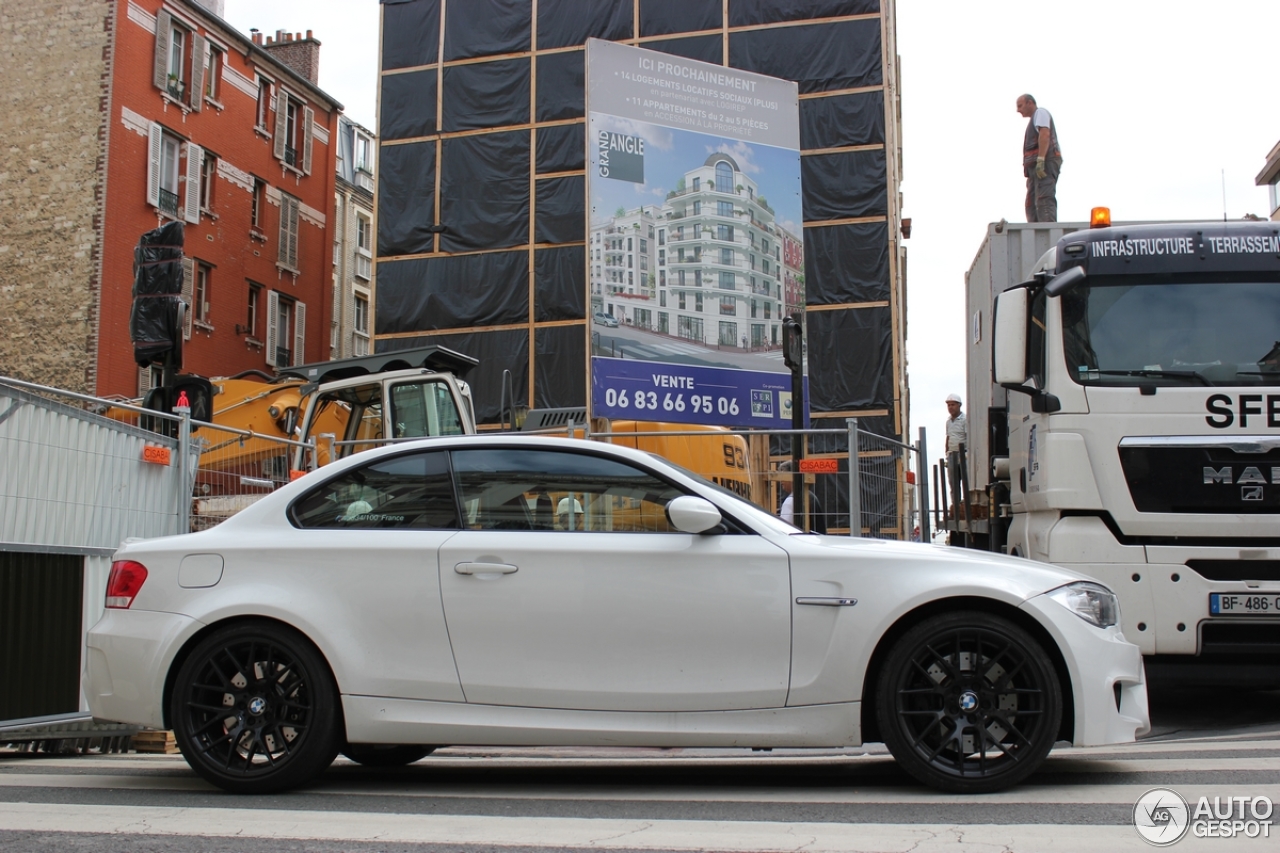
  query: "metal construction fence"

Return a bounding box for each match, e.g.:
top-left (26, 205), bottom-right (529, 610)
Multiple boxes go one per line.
top-left (565, 419), bottom-right (931, 541)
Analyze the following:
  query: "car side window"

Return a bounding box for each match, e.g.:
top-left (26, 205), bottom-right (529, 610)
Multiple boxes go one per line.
top-left (451, 448), bottom-right (685, 533)
top-left (289, 450), bottom-right (459, 529)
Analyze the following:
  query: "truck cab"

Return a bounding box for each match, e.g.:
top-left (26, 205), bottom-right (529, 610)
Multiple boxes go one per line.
top-left (986, 220), bottom-right (1280, 681)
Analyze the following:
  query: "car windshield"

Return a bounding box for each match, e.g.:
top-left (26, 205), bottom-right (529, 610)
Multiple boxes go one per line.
top-left (1061, 279), bottom-right (1280, 386)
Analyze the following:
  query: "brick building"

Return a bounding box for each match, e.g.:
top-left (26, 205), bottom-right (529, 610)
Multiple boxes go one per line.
top-left (0, 0), bottom-right (341, 398)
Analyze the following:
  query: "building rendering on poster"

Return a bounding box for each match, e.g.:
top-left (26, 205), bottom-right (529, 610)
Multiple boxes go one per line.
top-left (585, 39), bottom-right (802, 429)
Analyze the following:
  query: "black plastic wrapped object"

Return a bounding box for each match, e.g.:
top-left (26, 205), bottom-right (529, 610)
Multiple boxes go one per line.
top-left (129, 221), bottom-right (185, 367)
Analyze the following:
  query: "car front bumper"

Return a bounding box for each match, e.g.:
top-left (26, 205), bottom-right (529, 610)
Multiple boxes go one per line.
top-left (84, 609), bottom-right (202, 729)
top-left (1020, 593), bottom-right (1150, 747)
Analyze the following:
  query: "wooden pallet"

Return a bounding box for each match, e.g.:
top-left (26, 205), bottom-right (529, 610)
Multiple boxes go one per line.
top-left (131, 730), bottom-right (179, 754)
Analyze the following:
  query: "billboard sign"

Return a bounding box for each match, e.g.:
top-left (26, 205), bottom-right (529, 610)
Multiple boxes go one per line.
top-left (591, 356), bottom-right (808, 430)
top-left (585, 39), bottom-right (803, 429)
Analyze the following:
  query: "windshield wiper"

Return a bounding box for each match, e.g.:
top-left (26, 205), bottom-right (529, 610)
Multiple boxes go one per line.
top-left (1091, 369), bottom-right (1212, 386)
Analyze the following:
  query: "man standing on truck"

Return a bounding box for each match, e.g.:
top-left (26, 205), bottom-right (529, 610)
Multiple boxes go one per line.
top-left (945, 394), bottom-right (968, 513)
top-left (1016, 94), bottom-right (1062, 222)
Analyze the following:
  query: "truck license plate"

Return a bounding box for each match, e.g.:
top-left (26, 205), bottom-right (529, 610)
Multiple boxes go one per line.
top-left (1210, 593), bottom-right (1280, 616)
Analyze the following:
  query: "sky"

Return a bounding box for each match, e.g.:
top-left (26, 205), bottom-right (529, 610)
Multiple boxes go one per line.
top-left (221, 0), bottom-right (1280, 450)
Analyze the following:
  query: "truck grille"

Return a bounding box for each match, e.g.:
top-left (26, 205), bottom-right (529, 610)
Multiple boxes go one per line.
top-left (1118, 439), bottom-right (1280, 514)
top-left (1187, 560), bottom-right (1280, 582)
top-left (1200, 622), bottom-right (1280, 656)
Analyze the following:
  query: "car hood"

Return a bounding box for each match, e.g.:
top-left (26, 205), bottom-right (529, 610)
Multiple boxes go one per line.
top-left (775, 534), bottom-right (1100, 602)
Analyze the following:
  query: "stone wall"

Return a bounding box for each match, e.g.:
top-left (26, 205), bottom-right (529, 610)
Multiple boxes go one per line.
top-left (0, 0), bottom-right (113, 391)
top-left (0, 0), bottom-right (114, 394)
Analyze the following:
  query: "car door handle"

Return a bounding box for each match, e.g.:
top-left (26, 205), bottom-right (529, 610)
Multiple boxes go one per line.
top-left (454, 562), bottom-right (519, 575)
top-left (795, 597), bottom-right (858, 607)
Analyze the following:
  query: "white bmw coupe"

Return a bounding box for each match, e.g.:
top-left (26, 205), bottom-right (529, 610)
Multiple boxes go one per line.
top-left (86, 436), bottom-right (1149, 794)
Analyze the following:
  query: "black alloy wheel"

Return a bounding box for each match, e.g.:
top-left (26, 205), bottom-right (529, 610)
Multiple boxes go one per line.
top-left (341, 744), bottom-right (437, 767)
top-left (170, 622), bottom-right (340, 794)
top-left (876, 610), bottom-right (1063, 794)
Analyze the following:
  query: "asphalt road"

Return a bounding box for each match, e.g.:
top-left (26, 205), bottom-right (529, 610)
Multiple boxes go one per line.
top-left (1, 685), bottom-right (1277, 853)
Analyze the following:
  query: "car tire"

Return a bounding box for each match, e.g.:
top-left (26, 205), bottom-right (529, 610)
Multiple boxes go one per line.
top-left (875, 610), bottom-right (1063, 794)
top-left (341, 744), bottom-right (436, 767)
top-left (170, 621), bottom-right (341, 794)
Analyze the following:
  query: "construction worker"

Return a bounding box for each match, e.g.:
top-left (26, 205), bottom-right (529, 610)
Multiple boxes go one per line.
top-left (945, 393), bottom-right (968, 513)
top-left (1016, 94), bottom-right (1062, 223)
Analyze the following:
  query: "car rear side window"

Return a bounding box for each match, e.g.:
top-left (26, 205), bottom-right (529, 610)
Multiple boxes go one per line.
top-left (289, 450), bottom-right (459, 529)
top-left (451, 448), bottom-right (685, 533)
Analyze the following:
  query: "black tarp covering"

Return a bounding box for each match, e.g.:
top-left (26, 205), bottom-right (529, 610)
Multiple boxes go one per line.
top-left (381, 0), bottom-right (439, 71)
top-left (442, 0), bottom-right (530, 61)
top-left (801, 148), bottom-right (887, 220)
top-left (639, 0), bottom-right (721, 36)
top-left (728, 0), bottom-right (879, 27)
top-left (804, 222), bottom-right (889, 304)
top-left (442, 58), bottom-right (530, 132)
top-left (535, 176), bottom-right (584, 245)
top-left (377, 141), bottom-right (435, 256)
top-left (380, 329), bottom-right (529, 425)
top-left (130, 221), bottom-right (184, 366)
top-left (438, 131), bottom-right (529, 253)
top-left (800, 91), bottom-right (884, 150)
top-left (536, 51), bottom-right (584, 122)
top-left (535, 246), bottom-right (586, 321)
top-left (535, 325), bottom-right (587, 409)
top-left (537, 0), bottom-right (632, 50)
top-left (729, 19), bottom-right (882, 93)
top-left (375, 251), bottom-right (529, 334)
top-left (536, 123), bottom-right (585, 173)
top-left (642, 35), bottom-right (722, 65)
top-left (380, 69), bottom-right (437, 140)
top-left (806, 307), bottom-right (893, 411)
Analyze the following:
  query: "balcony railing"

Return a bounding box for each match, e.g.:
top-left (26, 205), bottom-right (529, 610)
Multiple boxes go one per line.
top-left (158, 188), bottom-right (180, 218)
top-left (285, 146), bottom-right (298, 168)
top-left (276, 346), bottom-right (292, 367)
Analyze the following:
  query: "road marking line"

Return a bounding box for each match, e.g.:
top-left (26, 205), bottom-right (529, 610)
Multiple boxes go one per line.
top-left (0, 802), bottom-right (1166, 852)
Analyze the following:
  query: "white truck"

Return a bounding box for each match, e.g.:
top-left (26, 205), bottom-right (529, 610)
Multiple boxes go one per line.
top-left (958, 215), bottom-right (1280, 684)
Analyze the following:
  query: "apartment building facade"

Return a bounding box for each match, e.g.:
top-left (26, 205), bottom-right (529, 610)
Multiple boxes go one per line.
top-left (0, 0), bottom-right (341, 398)
top-left (590, 153), bottom-right (799, 351)
top-left (332, 116), bottom-right (376, 358)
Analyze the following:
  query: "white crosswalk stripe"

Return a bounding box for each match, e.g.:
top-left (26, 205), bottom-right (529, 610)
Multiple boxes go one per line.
top-left (0, 738), bottom-right (1276, 852)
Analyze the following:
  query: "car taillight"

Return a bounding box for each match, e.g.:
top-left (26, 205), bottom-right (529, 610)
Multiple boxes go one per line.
top-left (106, 560), bottom-right (148, 609)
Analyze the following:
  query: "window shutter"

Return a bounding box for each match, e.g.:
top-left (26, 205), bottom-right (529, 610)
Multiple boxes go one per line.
top-left (182, 257), bottom-right (195, 340)
top-left (279, 197), bottom-right (299, 269)
top-left (138, 365), bottom-right (153, 397)
top-left (153, 11), bottom-right (171, 90)
top-left (293, 301), bottom-right (306, 366)
top-left (183, 143), bottom-right (202, 224)
top-left (189, 33), bottom-right (206, 112)
top-left (146, 123), bottom-right (163, 207)
top-left (273, 90), bottom-right (287, 161)
top-left (301, 106), bottom-right (314, 175)
top-left (265, 290), bottom-right (279, 366)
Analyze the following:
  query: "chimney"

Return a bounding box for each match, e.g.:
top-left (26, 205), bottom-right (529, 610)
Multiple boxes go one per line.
top-left (261, 28), bottom-right (321, 85)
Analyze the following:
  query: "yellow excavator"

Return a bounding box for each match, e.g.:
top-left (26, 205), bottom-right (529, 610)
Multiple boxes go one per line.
top-left (140, 346), bottom-right (754, 511)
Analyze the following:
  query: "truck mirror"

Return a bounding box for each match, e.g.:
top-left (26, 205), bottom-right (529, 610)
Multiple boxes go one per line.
top-left (992, 288), bottom-right (1029, 385)
top-left (1044, 265), bottom-right (1086, 298)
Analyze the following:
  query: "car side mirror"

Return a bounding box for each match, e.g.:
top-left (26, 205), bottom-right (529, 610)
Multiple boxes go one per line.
top-left (666, 495), bottom-right (723, 534)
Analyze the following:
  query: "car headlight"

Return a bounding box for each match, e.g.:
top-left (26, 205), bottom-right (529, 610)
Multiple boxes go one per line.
top-left (1047, 581), bottom-right (1120, 629)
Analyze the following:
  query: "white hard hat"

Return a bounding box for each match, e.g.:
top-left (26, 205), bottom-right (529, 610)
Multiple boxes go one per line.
top-left (556, 497), bottom-right (583, 514)
top-left (945, 393), bottom-right (962, 403)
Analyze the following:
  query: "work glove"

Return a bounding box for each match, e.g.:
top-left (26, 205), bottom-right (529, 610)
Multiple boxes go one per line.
top-left (1034, 157), bottom-right (1047, 180)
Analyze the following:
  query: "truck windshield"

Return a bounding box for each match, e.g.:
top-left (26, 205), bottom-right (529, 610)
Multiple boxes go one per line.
top-left (1061, 280), bottom-right (1280, 386)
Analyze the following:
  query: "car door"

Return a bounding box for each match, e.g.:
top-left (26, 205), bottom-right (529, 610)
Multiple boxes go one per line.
top-left (438, 446), bottom-right (792, 712)
top-left (287, 448), bottom-right (464, 702)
